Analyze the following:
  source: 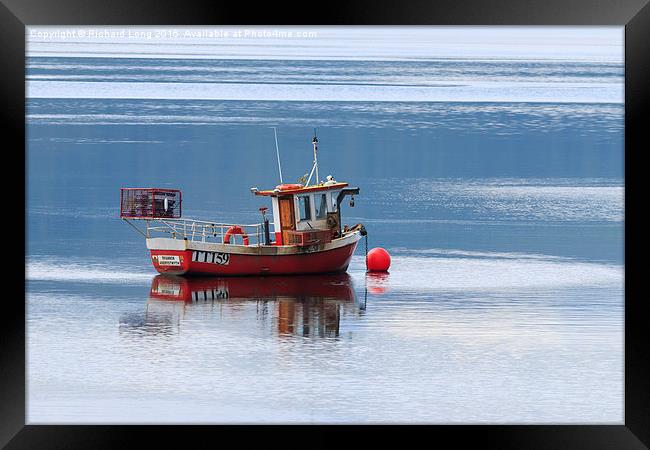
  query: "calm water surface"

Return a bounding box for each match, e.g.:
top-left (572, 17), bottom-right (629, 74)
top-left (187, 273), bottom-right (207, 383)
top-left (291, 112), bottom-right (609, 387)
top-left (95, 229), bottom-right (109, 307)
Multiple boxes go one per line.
top-left (26, 50), bottom-right (623, 423)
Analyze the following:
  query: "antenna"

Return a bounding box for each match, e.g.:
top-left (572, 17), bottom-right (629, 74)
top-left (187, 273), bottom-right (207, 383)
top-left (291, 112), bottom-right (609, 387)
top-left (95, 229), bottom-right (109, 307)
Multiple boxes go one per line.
top-left (271, 127), bottom-right (283, 184)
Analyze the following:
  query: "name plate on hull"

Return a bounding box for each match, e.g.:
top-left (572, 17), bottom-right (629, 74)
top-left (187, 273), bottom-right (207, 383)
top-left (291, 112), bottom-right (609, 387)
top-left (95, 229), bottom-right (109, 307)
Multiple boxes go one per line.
top-left (157, 255), bottom-right (181, 266)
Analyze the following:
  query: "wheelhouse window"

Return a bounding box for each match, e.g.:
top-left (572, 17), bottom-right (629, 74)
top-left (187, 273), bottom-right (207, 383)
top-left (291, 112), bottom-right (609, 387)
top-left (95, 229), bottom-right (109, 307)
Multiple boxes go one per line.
top-left (298, 195), bottom-right (311, 221)
top-left (315, 193), bottom-right (327, 219)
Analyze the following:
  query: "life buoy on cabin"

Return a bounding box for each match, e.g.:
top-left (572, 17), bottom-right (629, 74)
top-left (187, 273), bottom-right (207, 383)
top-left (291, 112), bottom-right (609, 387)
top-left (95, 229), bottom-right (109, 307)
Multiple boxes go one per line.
top-left (224, 225), bottom-right (249, 245)
top-left (275, 184), bottom-right (303, 191)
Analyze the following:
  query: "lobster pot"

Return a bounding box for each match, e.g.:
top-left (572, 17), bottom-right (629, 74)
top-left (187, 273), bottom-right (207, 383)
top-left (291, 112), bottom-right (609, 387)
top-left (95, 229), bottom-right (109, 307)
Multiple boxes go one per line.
top-left (120, 188), bottom-right (182, 219)
top-left (286, 229), bottom-right (333, 246)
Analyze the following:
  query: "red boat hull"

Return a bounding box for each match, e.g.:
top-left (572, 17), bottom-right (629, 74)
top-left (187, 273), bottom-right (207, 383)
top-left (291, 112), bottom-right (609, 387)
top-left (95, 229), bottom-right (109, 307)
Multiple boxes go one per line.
top-left (150, 239), bottom-right (359, 276)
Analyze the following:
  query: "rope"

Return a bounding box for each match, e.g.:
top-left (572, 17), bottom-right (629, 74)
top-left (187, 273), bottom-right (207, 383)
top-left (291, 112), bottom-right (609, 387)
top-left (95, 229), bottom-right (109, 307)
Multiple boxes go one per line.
top-left (362, 226), bottom-right (368, 309)
top-left (363, 278), bottom-right (367, 310)
top-left (365, 232), bottom-right (368, 272)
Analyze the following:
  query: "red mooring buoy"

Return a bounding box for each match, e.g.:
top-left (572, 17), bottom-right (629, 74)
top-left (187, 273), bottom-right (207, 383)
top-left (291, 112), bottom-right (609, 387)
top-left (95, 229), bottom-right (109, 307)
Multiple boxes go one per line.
top-left (367, 247), bottom-right (391, 272)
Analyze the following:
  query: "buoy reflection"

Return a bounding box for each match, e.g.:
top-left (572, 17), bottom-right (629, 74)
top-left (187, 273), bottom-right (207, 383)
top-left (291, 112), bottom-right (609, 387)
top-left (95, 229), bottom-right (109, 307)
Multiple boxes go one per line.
top-left (144, 274), bottom-right (360, 338)
top-left (366, 271), bottom-right (390, 294)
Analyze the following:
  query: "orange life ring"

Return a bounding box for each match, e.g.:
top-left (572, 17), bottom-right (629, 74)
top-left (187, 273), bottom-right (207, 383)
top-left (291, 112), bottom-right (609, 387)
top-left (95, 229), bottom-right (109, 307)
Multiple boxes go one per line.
top-left (276, 183), bottom-right (303, 191)
top-left (224, 225), bottom-right (249, 245)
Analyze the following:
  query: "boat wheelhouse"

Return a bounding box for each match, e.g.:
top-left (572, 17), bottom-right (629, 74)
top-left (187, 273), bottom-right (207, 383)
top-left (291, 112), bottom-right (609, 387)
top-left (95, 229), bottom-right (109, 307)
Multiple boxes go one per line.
top-left (120, 134), bottom-right (365, 276)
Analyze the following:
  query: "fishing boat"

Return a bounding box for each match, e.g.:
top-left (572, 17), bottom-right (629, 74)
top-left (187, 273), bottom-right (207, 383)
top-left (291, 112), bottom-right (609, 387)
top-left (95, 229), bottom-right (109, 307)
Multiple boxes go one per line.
top-left (120, 133), bottom-right (366, 276)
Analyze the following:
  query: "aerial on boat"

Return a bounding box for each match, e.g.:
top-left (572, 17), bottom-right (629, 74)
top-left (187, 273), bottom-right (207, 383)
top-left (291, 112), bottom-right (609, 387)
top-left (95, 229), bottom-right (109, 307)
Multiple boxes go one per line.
top-left (120, 132), bottom-right (366, 276)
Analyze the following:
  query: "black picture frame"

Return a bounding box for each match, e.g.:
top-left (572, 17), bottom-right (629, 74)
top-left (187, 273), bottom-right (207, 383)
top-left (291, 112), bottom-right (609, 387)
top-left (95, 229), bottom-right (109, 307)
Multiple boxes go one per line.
top-left (6, 0), bottom-right (648, 448)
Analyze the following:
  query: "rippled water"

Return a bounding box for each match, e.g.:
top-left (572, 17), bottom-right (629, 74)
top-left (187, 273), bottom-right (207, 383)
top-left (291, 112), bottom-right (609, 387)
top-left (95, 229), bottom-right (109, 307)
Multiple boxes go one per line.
top-left (26, 28), bottom-right (624, 424)
top-left (26, 252), bottom-right (623, 424)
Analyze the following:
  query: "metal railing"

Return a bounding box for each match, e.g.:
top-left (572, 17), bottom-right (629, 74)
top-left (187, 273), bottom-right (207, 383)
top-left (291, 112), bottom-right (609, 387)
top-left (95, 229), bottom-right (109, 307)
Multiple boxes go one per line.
top-left (139, 217), bottom-right (274, 246)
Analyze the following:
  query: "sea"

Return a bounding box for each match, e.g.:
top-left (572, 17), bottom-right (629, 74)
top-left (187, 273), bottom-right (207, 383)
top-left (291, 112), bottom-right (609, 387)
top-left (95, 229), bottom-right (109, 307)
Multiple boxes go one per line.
top-left (25, 27), bottom-right (624, 424)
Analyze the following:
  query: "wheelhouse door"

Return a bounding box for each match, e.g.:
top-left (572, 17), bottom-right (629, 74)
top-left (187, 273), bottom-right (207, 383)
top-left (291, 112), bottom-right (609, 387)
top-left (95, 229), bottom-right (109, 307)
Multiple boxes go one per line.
top-left (278, 195), bottom-right (296, 245)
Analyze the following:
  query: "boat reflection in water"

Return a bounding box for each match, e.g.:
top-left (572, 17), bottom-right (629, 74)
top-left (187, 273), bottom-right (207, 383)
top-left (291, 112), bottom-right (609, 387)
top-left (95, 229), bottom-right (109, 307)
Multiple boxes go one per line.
top-left (136, 273), bottom-right (362, 338)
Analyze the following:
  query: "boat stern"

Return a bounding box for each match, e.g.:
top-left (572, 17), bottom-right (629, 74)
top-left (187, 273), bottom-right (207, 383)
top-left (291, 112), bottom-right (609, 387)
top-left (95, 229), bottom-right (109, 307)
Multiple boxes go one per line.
top-left (147, 238), bottom-right (192, 274)
top-left (150, 249), bottom-right (192, 275)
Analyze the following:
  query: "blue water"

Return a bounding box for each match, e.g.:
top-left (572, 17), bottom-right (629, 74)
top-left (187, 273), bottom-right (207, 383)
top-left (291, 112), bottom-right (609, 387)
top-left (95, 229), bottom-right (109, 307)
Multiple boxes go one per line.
top-left (26, 49), bottom-right (624, 423)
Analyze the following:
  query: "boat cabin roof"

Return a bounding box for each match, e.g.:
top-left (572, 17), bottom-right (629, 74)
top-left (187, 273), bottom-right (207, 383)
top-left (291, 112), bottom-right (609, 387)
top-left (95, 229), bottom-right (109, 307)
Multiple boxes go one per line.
top-left (254, 182), bottom-right (349, 197)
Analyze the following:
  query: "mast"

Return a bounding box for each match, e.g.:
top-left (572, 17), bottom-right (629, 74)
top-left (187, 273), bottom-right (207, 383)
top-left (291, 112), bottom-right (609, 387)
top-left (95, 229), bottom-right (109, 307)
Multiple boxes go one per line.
top-left (312, 130), bottom-right (319, 184)
top-left (305, 130), bottom-right (320, 186)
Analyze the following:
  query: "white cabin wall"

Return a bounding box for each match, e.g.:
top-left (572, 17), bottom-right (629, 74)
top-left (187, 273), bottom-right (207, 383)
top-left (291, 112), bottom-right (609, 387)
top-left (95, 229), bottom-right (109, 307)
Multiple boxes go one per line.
top-left (271, 196), bottom-right (281, 240)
